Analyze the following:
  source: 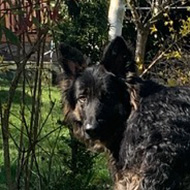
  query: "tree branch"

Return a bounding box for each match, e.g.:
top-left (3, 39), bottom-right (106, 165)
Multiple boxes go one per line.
top-left (126, 0), bottom-right (142, 29)
top-left (140, 35), bottom-right (185, 77)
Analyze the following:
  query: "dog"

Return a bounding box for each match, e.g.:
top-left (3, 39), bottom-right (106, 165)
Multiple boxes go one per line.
top-left (58, 36), bottom-right (190, 190)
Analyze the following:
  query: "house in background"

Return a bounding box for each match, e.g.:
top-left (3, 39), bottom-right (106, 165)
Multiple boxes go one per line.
top-left (0, 0), bottom-right (61, 83)
top-left (0, 0), bottom-right (57, 62)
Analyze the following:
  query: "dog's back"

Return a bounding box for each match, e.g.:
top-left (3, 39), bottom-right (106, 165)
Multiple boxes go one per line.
top-left (58, 36), bottom-right (190, 190)
top-left (118, 81), bottom-right (190, 190)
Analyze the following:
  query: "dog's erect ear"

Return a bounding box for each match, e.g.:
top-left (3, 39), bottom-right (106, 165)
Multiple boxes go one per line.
top-left (101, 36), bottom-right (136, 77)
top-left (59, 43), bottom-right (88, 78)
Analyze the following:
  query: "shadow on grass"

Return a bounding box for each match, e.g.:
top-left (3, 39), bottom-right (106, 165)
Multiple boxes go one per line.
top-left (0, 89), bottom-right (32, 105)
top-left (0, 164), bottom-right (17, 186)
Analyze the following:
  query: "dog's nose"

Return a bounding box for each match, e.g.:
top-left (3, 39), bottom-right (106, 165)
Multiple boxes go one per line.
top-left (85, 124), bottom-right (96, 137)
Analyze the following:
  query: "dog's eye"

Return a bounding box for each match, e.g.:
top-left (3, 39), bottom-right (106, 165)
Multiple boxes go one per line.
top-left (78, 95), bottom-right (87, 104)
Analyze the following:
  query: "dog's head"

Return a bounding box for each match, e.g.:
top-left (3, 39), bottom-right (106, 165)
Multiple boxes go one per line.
top-left (59, 37), bottom-right (136, 150)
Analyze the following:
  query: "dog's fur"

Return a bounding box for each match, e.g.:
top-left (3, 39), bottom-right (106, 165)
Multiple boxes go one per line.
top-left (58, 36), bottom-right (190, 190)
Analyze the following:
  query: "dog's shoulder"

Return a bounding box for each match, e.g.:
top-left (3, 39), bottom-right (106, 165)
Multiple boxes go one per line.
top-left (135, 79), bottom-right (190, 114)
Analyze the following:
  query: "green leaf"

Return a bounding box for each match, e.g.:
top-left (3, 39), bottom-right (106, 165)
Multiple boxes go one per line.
top-left (167, 78), bottom-right (177, 87)
top-left (32, 17), bottom-right (41, 28)
top-left (150, 24), bottom-right (157, 34)
top-left (3, 27), bottom-right (19, 45)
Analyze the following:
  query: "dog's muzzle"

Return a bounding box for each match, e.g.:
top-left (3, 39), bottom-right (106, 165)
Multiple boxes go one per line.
top-left (85, 124), bottom-right (97, 137)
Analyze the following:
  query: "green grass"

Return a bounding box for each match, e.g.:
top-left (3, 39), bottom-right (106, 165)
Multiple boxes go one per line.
top-left (0, 79), bottom-right (111, 190)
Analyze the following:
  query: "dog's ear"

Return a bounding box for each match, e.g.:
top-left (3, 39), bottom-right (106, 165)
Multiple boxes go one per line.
top-left (101, 36), bottom-right (136, 78)
top-left (58, 43), bottom-right (88, 78)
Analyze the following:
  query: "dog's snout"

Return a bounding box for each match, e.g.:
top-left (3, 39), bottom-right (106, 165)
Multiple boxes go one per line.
top-left (85, 124), bottom-right (96, 136)
top-left (85, 119), bottom-right (105, 138)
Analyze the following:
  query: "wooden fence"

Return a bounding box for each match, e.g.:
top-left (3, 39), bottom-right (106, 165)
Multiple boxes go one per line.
top-left (0, 0), bottom-right (55, 42)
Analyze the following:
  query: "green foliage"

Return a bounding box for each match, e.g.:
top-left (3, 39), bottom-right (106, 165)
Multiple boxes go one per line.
top-left (0, 78), bottom-right (111, 190)
top-left (164, 50), bottom-right (181, 59)
top-left (3, 27), bottom-right (19, 45)
top-left (180, 17), bottom-right (190, 37)
top-left (58, 0), bottom-right (109, 64)
top-left (45, 2), bottom-right (112, 189)
top-left (144, 8), bottom-right (190, 85)
top-left (0, 1), bottom-right (111, 189)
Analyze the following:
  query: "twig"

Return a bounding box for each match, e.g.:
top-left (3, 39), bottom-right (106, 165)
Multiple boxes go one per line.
top-left (140, 35), bottom-right (184, 77)
top-left (37, 101), bottom-right (56, 139)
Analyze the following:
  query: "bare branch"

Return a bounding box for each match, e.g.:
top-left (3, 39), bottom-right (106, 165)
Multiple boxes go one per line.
top-left (147, 0), bottom-right (185, 27)
top-left (140, 35), bottom-right (185, 77)
top-left (126, 0), bottom-right (142, 29)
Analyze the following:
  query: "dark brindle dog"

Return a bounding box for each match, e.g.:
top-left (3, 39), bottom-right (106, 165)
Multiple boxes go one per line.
top-left (58, 36), bottom-right (190, 190)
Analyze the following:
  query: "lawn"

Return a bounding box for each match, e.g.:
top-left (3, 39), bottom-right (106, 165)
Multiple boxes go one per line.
top-left (0, 79), bottom-right (111, 190)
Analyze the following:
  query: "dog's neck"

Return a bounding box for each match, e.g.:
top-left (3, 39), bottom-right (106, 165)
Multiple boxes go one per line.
top-left (105, 130), bottom-right (126, 181)
top-left (106, 79), bottom-right (165, 170)
top-left (106, 121), bottom-right (127, 163)
top-left (104, 78), bottom-right (164, 172)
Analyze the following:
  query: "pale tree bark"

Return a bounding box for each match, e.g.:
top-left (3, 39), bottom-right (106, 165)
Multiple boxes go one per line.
top-left (126, 0), bottom-right (178, 73)
top-left (135, 29), bottom-right (149, 71)
top-left (126, 0), bottom-right (149, 71)
top-left (108, 0), bottom-right (126, 40)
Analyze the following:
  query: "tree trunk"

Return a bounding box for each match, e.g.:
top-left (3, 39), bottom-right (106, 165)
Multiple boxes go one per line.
top-left (108, 0), bottom-right (125, 40)
top-left (135, 28), bottom-right (149, 73)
